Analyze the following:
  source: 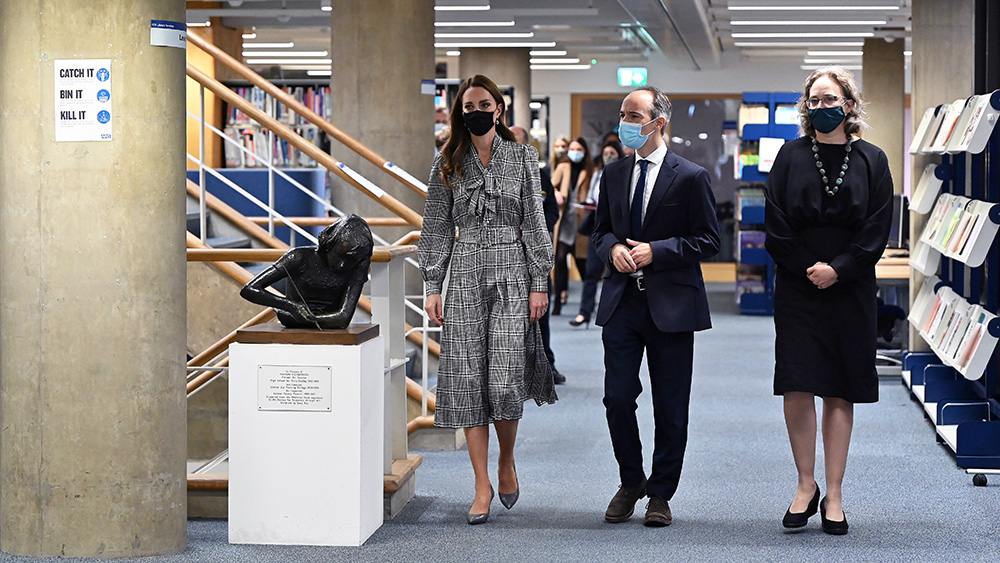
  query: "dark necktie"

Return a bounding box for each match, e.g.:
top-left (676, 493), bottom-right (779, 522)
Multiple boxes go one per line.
top-left (630, 159), bottom-right (649, 238)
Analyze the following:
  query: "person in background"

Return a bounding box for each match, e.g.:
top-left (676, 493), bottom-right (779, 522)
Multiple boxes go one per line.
top-left (571, 140), bottom-right (625, 328)
top-left (593, 86), bottom-right (720, 527)
top-left (551, 137), bottom-right (595, 315)
top-left (513, 126), bottom-right (564, 384)
top-left (764, 66), bottom-right (892, 536)
top-left (550, 135), bottom-right (570, 171)
top-left (434, 125), bottom-right (451, 154)
top-left (419, 75), bottom-right (557, 525)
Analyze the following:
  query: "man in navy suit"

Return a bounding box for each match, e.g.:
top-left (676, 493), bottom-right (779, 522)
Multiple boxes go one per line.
top-left (593, 87), bottom-right (720, 527)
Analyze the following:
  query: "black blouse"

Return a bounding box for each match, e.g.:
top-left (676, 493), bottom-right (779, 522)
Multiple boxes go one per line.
top-left (764, 136), bottom-right (894, 283)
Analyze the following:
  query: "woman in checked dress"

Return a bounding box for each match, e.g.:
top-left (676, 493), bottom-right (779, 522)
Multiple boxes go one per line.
top-left (418, 74), bottom-right (557, 525)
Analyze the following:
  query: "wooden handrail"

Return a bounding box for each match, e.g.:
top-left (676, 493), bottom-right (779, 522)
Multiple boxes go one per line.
top-left (186, 63), bottom-right (423, 229)
top-left (393, 231), bottom-right (421, 246)
top-left (186, 31), bottom-right (428, 199)
top-left (406, 415), bottom-right (436, 434)
top-left (246, 216), bottom-right (410, 227)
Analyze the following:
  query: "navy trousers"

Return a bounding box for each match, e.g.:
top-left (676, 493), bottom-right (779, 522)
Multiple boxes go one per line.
top-left (602, 282), bottom-right (694, 500)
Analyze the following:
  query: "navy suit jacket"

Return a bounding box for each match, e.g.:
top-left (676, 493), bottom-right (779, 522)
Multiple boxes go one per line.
top-left (592, 148), bottom-right (721, 333)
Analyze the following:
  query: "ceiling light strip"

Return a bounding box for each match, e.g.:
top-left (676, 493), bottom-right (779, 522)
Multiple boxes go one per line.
top-left (732, 32), bottom-right (875, 38)
top-left (241, 51), bottom-right (328, 58)
top-left (243, 42), bottom-right (295, 49)
top-left (729, 6), bottom-right (900, 11)
top-left (434, 32), bottom-right (533, 38)
top-left (245, 58), bottom-right (333, 65)
top-left (435, 41), bottom-right (556, 48)
top-left (529, 58), bottom-right (581, 64)
top-left (529, 64), bottom-right (592, 70)
top-left (734, 41), bottom-right (865, 47)
top-left (730, 20), bottom-right (886, 26)
top-left (434, 21), bottom-right (514, 26)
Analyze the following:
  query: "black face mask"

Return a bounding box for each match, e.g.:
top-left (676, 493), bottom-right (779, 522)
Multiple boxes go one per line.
top-left (463, 110), bottom-right (496, 137)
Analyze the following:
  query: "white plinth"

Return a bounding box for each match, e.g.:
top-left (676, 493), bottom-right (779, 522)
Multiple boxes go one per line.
top-left (228, 324), bottom-right (384, 546)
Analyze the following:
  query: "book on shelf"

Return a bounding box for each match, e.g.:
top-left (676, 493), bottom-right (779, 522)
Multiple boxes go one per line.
top-left (936, 199), bottom-right (965, 248)
top-left (957, 316), bottom-right (986, 368)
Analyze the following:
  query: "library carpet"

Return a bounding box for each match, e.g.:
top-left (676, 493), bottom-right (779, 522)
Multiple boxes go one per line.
top-left (4, 283), bottom-right (998, 562)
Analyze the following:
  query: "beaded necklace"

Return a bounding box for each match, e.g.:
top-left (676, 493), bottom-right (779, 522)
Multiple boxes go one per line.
top-left (812, 136), bottom-right (852, 197)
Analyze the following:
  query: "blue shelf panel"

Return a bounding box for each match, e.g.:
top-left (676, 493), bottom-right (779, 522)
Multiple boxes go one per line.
top-left (740, 166), bottom-right (767, 183)
top-left (740, 247), bottom-right (772, 266)
top-left (738, 292), bottom-right (774, 316)
top-left (956, 421), bottom-right (1000, 468)
top-left (741, 123), bottom-right (770, 141)
top-left (740, 206), bottom-right (765, 225)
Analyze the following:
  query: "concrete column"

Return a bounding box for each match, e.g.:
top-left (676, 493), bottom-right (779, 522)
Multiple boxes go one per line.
top-left (862, 38), bottom-right (905, 194)
top-left (908, 0), bottom-right (976, 351)
top-left (329, 0), bottom-right (434, 231)
top-left (458, 48), bottom-right (532, 132)
top-left (0, 0), bottom-right (187, 557)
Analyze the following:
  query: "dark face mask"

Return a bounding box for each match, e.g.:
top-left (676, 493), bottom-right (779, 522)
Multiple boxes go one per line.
top-left (463, 110), bottom-right (496, 137)
top-left (808, 105), bottom-right (847, 134)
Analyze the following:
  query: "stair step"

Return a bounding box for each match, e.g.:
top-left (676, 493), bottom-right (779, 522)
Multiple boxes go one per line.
top-left (205, 236), bottom-right (251, 249)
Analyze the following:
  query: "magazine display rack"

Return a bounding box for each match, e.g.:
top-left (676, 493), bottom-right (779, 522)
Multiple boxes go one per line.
top-left (902, 90), bottom-right (1000, 480)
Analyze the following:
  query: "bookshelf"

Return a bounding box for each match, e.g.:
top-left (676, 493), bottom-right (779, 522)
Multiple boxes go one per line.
top-left (223, 80), bottom-right (332, 169)
top-left (902, 89), bottom-right (1000, 477)
top-left (734, 92), bottom-right (799, 315)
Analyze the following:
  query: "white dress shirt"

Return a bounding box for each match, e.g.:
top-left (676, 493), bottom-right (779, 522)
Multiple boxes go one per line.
top-left (628, 142), bottom-right (667, 279)
top-left (629, 141), bottom-right (668, 225)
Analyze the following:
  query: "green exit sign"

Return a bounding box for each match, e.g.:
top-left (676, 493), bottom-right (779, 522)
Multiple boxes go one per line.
top-left (618, 67), bottom-right (647, 87)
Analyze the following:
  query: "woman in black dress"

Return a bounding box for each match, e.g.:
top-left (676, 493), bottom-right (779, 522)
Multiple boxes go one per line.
top-left (764, 66), bottom-right (893, 535)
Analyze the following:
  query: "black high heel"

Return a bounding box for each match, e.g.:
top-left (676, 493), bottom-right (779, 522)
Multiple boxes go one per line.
top-left (467, 486), bottom-right (494, 525)
top-left (820, 496), bottom-right (849, 535)
top-left (569, 314), bottom-right (590, 328)
top-left (551, 300), bottom-right (562, 316)
top-left (782, 485), bottom-right (820, 529)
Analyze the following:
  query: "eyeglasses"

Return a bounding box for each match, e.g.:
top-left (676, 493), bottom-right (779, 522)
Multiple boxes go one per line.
top-left (806, 95), bottom-right (848, 109)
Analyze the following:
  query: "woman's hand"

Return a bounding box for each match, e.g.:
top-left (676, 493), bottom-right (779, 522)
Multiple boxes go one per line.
top-left (806, 262), bottom-right (839, 289)
top-left (425, 293), bottom-right (444, 325)
top-left (529, 291), bottom-right (548, 323)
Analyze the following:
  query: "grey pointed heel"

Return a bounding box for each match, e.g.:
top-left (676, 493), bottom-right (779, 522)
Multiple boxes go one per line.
top-left (467, 486), bottom-right (494, 525)
top-left (499, 465), bottom-right (519, 509)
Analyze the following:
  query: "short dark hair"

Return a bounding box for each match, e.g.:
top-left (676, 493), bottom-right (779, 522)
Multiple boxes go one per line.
top-left (635, 86), bottom-right (672, 125)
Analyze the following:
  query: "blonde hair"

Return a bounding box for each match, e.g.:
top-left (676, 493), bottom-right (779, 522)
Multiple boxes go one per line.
top-left (798, 66), bottom-right (868, 137)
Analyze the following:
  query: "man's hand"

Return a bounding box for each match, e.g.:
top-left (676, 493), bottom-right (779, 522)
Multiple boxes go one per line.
top-left (806, 262), bottom-right (839, 289)
top-left (625, 238), bottom-right (653, 269)
top-left (611, 243), bottom-right (637, 273)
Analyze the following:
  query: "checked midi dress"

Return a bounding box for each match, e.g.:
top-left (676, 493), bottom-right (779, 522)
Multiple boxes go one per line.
top-left (419, 135), bottom-right (557, 428)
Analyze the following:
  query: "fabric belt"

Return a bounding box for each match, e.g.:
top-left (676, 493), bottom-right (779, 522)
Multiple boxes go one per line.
top-left (457, 226), bottom-right (521, 245)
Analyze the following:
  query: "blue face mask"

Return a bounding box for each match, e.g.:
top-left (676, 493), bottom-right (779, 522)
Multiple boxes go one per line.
top-left (618, 119), bottom-right (656, 150)
top-left (808, 106), bottom-right (847, 134)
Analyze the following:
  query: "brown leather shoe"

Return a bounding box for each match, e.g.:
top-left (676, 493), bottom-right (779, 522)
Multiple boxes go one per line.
top-left (604, 477), bottom-right (647, 523)
top-left (643, 495), bottom-right (672, 527)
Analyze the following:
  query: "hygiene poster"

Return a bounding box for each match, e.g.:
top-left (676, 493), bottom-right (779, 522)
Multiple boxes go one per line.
top-left (54, 59), bottom-right (112, 142)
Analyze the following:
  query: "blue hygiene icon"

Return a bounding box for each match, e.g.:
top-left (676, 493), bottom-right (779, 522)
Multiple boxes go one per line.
top-left (96, 68), bottom-right (110, 82)
top-left (97, 110), bottom-right (111, 124)
top-left (97, 89), bottom-right (110, 103)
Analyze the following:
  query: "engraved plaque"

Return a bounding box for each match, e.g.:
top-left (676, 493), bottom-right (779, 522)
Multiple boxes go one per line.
top-left (258, 365), bottom-right (333, 412)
